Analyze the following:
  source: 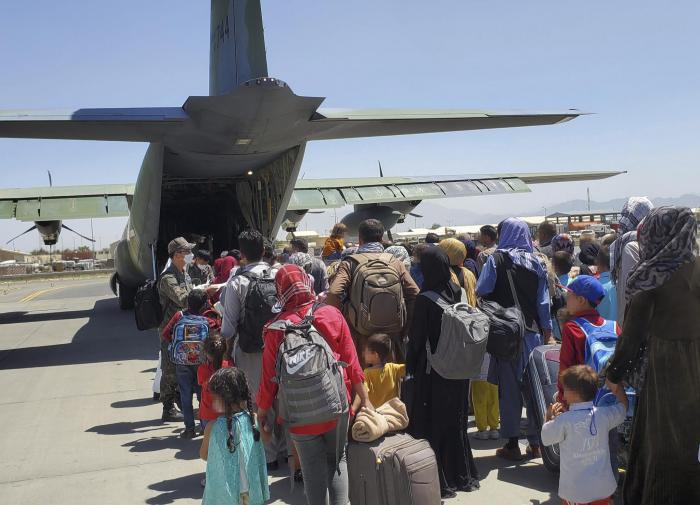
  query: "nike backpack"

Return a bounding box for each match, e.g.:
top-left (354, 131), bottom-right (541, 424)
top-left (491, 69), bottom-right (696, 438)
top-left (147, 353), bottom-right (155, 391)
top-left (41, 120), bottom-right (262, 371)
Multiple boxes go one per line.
top-left (344, 253), bottom-right (406, 336)
top-left (134, 279), bottom-right (163, 331)
top-left (237, 269), bottom-right (278, 353)
top-left (169, 312), bottom-right (209, 365)
top-left (268, 304), bottom-right (348, 427)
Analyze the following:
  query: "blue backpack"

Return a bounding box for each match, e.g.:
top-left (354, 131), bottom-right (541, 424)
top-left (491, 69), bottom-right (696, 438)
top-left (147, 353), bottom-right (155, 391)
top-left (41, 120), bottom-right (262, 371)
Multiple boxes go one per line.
top-left (169, 312), bottom-right (209, 365)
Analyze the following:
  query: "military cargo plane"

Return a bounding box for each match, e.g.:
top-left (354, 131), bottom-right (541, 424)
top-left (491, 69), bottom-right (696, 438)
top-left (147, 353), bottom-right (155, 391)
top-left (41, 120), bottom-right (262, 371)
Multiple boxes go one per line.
top-left (0, 0), bottom-right (621, 308)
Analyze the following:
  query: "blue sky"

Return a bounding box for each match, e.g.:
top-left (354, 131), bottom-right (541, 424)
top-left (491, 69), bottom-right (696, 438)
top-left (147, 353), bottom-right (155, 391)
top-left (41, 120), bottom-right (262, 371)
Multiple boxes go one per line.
top-left (1, 1), bottom-right (699, 250)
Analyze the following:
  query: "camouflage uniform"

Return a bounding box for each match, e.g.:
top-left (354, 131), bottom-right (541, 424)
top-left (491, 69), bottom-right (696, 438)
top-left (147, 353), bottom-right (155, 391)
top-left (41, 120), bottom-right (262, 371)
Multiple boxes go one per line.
top-left (158, 264), bottom-right (191, 408)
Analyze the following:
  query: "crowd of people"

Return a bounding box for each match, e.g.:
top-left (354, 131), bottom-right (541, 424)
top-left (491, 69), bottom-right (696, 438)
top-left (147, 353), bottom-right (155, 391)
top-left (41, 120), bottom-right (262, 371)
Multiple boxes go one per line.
top-left (153, 197), bottom-right (699, 505)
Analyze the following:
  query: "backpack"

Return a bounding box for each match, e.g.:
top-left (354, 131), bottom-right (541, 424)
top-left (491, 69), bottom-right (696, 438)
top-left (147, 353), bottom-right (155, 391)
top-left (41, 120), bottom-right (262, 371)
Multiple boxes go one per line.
top-left (478, 269), bottom-right (525, 361)
top-left (169, 312), bottom-right (209, 365)
top-left (268, 304), bottom-right (349, 427)
top-left (237, 269), bottom-right (277, 353)
top-left (344, 253), bottom-right (406, 336)
top-left (421, 292), bottom-right (490, 380)
top-left (134, 279), bottom-right (163, 331)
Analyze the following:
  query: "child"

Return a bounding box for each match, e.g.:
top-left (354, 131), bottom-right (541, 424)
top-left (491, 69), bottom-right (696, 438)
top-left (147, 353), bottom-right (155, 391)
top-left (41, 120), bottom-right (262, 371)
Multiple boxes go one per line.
top-left (541, 365), bottom-right (628, 505)
top-left (321, 223), bottom-right (347, 262)
top-left (352, 333), bottom-right (405, 410)
top-left (471, 354), bottom-right (500, 440)
top-left (594, 246), bottom-right (618, 322)
top-left (558, 276), bottom-right (620, 405)
top-left (198, 335), bottom-right (227, 430)
top-left (200, 367), bottom-right (269, 505)
top-left (552, 251), bottom-right (574, 288)
top-left (162, 289), bottom-right (221, 438)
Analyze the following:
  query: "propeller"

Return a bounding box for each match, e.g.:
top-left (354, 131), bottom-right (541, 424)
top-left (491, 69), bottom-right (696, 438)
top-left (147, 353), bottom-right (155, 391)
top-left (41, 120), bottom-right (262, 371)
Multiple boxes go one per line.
top-left (378, 160), bottom-right (384, 178)
top-left (62, 224), bottom-right (95, 242)
top-left (408, 212), bottom-right (423, 218)
top-left (6, 225), bottom-right (37, 244)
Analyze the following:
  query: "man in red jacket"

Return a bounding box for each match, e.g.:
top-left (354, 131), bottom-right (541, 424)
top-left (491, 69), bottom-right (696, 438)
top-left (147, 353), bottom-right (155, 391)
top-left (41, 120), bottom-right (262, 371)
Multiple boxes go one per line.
top-left (558, 275), bottom-right (621, 404)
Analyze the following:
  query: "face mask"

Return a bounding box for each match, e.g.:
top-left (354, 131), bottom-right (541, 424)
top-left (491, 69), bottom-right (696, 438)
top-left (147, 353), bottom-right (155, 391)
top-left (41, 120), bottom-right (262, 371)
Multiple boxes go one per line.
top-left (184, 253), bottom-right (194, 265)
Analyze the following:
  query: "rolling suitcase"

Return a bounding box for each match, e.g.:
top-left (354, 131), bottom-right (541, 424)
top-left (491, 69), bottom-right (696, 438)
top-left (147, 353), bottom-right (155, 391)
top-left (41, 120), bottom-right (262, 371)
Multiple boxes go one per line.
top-left (348, 432), bottom-right (441, 505)
top-left (523, 344), bottom-right (561, 473)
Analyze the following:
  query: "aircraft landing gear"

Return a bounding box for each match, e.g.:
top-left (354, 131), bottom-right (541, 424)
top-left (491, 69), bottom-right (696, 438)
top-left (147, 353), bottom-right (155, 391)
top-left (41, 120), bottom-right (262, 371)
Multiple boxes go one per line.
top-left (117, 279), bottom-right (136, 310)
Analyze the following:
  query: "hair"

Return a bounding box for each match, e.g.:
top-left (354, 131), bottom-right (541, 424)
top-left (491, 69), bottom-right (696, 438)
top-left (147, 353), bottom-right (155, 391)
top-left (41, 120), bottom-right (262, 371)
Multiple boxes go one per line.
top-left (289, 237), bottom-right (309, 253)
top-left (538, 222), bottom-right (557, 241)
top-left (560, 365), bottom-right (598, 402)
top-left (229, 249), bottom-right (242, 261)
top-left (412, 243), bottom-right (430, 262)
top-left (425, 232), bottom-right (440, 244)
top-left (358, 219), bottom-right (385, 243)
top-left (238, 230), bottom-right (264, 262)
top-left (596, 245), bottom-right (611, 271)
top-left (365, 333), bottom-right (393, 363)
top-left (203, 334), bottom-right (226, 371)
top-left (480, 225), bottom-right (498, 242)
top-left (552, 251), bottom-right (574, 276)
top-left (262, 238), bottom-right (276, 264)
top-left (330, 223), bottom-right (347, 239)
top-left (207, 367), bottom-right (260, 452)
top-left (195, 249), bottom-right (211, 263)
top-left (601, 233), bottom-right (617, 247)
top-left (187, 289), bottom-right (209, 314)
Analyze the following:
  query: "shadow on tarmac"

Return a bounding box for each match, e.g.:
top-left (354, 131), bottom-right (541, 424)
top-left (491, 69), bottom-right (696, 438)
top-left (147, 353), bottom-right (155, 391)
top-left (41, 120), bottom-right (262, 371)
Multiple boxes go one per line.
top-left (111, 397), bottom-right (156, 409)
top-left (0, 309), bottom-right (94, 324)
top-left (0, 298), bottom-right (155, 370)
top-left (146, 472), bottom-right (204, 505)
top-left (123, 435), bottom-right (201, 461)
top-left (86, 419), bottom-right (169, 436)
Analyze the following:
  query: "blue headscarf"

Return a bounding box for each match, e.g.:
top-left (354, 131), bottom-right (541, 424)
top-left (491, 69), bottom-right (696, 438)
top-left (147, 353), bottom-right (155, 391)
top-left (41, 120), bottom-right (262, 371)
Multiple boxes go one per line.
top-left (497, 218), bottom-right (547, 279)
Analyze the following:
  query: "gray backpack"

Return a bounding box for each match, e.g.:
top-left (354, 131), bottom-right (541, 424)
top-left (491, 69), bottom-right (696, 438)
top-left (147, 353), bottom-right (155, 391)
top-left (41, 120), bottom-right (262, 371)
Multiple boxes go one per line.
top-left (268, 304), bottom-right (349, 427)
top-left (421, 292), bottom-right (490, 380)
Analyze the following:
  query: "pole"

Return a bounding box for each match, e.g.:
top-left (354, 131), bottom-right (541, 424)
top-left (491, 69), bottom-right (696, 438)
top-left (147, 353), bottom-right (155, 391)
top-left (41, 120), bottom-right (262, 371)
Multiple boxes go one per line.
top-left (90, 219), bottom-right (95, 261)
top-left (587, 188), bottom-right (591, 212)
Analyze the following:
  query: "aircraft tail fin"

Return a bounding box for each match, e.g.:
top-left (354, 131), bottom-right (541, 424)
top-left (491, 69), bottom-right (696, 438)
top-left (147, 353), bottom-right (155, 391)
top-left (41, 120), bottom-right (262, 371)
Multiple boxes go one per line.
top-left (209, 0), bottom-right (268, 95)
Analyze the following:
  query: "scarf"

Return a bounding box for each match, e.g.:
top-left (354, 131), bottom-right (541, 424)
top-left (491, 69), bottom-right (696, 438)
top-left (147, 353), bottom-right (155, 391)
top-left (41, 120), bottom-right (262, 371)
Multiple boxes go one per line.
top-left (619, 196), bottom-right (654, 234)
top-left (610, 231), bottom-right (637, 283)
top-left (497, 218), bottom-right (547, 280)
top-left (420, 247), bottom-right (461, 303)
top-left (438, 238), bottom-right (467, 267)
top-left (289, 252), bottom-right (313, 271)
top-left (551, 234), bottom-right (575, 255)
top-left (385, 245), bottom-right (411, 269)
top-left (357, 242), bottom-right (384, 254)
top-left (578, 242), bottom-right (601, 266)
top-left (272, 264), bottom-right (315, 313)
top-left (626, 206), bottom-right (697, 300)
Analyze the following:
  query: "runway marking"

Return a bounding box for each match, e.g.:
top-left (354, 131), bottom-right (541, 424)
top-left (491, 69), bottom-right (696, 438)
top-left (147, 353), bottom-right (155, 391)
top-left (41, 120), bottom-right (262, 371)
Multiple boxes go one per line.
top-left (18, 286), bottom-right (65, 303)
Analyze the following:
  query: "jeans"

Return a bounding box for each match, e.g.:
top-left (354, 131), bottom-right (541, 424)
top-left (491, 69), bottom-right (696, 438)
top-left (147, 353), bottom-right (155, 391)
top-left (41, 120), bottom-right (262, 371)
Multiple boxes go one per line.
top-left (291, 422), bottom-right (348, 505)
top-left (175, 364), bottom-right (201, 429)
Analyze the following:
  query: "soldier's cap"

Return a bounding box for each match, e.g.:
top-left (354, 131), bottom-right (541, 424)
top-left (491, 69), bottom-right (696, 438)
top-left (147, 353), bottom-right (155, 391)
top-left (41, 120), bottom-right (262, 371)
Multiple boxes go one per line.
top-left (167, 237), bottom-right (196, 256)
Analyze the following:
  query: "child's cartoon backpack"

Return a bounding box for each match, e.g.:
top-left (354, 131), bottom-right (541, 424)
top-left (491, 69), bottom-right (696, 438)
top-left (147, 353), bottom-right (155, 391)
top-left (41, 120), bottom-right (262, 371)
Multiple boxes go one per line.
top-left (268, 304), bottom-right (348, 427)
top-left (169, 312), bottom-right (209, 365)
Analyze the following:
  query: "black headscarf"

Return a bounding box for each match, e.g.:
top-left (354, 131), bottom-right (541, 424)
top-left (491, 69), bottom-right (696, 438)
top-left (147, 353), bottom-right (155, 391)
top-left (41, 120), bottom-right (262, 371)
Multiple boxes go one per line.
top-left (420, 247), bottom-right (461, 303)
top-left (578, 242), bottom-right (600, 266)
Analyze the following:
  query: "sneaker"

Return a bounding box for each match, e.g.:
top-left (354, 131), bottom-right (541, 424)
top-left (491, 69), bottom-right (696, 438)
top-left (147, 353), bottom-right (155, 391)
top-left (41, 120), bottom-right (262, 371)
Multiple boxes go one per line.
top-left (180, 427), bottom-right (196, 439)
top-left (489, 429), bottom-right (500, 440)
top-left (473, 431), bottom-right (490, 440)
top-left (496, 444), bottom-right (524, 461)
top-left (162, 406), bottom-right (184, 422)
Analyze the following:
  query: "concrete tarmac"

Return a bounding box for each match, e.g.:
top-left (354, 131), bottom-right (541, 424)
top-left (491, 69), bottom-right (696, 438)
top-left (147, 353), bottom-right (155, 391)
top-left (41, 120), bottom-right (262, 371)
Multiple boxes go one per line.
top-left (0, 277), bottom-right (559, 504)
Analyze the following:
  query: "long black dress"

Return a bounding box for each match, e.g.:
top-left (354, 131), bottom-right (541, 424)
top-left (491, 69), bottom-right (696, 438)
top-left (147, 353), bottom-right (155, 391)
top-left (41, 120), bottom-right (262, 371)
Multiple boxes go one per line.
top-left (406, 283), bottom-right (480, 494)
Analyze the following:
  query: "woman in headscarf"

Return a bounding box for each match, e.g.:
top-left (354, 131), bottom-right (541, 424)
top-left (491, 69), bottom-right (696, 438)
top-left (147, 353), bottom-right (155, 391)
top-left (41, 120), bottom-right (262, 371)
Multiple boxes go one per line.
top-left (476, 218), bottom-right (554, 461)
top-left (578, 241), bottom-right (601, 277)
top-left (610, 196), bottom-right (654, 324)
top-left (460, 238), bottom-right (481, 278)
top-left (406, 247), bottom-right (480, 498)
top-left (384, 245), bottom-right (411, 270)
top-left (438, 238), bottom-right (477, 306)
top-left (606, 207), bottom-right (699, 505)
top-left (257, 265), bottom-right (370, 505)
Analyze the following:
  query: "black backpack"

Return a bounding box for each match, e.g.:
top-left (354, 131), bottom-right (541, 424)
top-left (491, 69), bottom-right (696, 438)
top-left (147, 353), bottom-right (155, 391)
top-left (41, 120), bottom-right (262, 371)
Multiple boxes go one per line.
top-left (478, 269), bottom-right (525, 361)
top-left (134, 279), bottom-right (163, 331)
top-left (237, 270), bottom-right (277, 352)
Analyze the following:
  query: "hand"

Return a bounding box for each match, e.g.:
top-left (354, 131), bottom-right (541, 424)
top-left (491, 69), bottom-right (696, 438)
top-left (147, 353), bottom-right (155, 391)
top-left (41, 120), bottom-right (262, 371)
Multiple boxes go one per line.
top-left (360, 398), bottom-right (375, 412)
top-left (257, 409), bottom-right (272, 443)
top-left (548, 402), bottom-right (566, 420)
top-left (206, 284), bottom-right (221, 296)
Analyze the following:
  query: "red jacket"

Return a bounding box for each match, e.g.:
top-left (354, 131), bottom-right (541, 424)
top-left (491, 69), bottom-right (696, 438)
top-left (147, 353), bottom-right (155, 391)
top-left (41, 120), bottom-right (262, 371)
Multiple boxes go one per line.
top-left (558, 309), bottom-right (621, 402)
top-left (257, 303), bottom-right (364, 435)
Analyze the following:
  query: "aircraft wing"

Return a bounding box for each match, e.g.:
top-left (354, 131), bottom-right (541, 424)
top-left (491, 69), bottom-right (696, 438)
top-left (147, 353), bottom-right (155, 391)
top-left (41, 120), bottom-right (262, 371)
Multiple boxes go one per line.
top-left (0, 184), bottom-right (134, 221)
top-left (307, 108), bottom-right (585, 140)
top-left (288, 171), bottom-right (624, 210)
top-left (0, 108), bottom-right (186, 141)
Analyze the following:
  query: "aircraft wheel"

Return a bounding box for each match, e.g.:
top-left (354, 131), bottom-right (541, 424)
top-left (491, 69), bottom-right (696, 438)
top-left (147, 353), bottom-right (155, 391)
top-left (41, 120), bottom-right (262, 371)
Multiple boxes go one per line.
top-left (117, 280), bottom-right (136, 310)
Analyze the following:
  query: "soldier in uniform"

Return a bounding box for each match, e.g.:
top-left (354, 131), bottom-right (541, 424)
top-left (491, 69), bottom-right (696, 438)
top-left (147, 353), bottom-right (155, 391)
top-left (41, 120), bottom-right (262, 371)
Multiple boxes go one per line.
top-left (158, 237), bottom-right (194, 422)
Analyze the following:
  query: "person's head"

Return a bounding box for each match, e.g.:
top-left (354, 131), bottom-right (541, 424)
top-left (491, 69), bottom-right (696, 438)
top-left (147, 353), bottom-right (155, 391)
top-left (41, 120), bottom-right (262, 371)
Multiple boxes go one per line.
top-left (497, 218), bottom-right (533, 252)
top-left (330, 223), bottom-right (348, 239)
top-left (363, 333), bottom-right (392, 367)
top-left (358, 219), bottom-right (385, 245)
top-left (565, 275), bottom-right (605, 314)
top-left (411, 243), bottom-right (430, 265)
top-left (187, 289), bottom-right (209, 315)
top-left (619, 196), bottom-right (654, 234)
top-left (578, 241), bottom-right (601, 266)
top-left (203, 334), bottom-right (226, 370)
top-left (596, 245), bottom-right (611, 273)
top-left (438, 238), bottom-right (467, 267)
top-left (462, 239), bottom-right (479, 261)
top-left (289, 252), bottom-right (313, 274)
top-left (289, 237), bottom-right (309, 254)
top-left (273, 264), bottom-right (314, 312)
top-left (552, 251), bottom-right (574, 277)
top-left (195, 249), bottom-right (211, 267)
top-left (238, 230), bottom-right (264, 263)
top-left (425, 232), bottom-right (440, 244)
top-left (229, 249), bottom-right (241, 262)
top-left (207, 367), bottom-right (260, 449)
top-left (385, 245), bottom-right (411, 269)
top-left (167, 236), bottom-right (195, 271)
top-left (419, 246), bottom-right (453, 292)
top-left (262, 239), bottom-right (276, 266)
top-left (560, 365), bottom-right (598, 405)
top-left (601, 233), bottom-right (617, 247)
top-left (479, 225), bottom-right (498, 248)
top-left (551, 234), bottom-right (575, 255)
top-left (538, 222), bottom-right (557, 245)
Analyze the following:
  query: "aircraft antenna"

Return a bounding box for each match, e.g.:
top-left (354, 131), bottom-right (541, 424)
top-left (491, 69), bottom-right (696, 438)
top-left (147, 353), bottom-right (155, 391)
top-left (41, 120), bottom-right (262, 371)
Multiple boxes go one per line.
top-left (47, 170), bottom-right (53, 187)
top-left (378, 161), bottom-right (384, 177)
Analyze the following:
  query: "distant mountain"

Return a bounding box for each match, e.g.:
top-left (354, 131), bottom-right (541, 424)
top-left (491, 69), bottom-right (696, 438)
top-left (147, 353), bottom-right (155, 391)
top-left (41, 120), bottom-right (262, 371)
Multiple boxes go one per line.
top-left (538, 194), bottom-right (700, 215)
